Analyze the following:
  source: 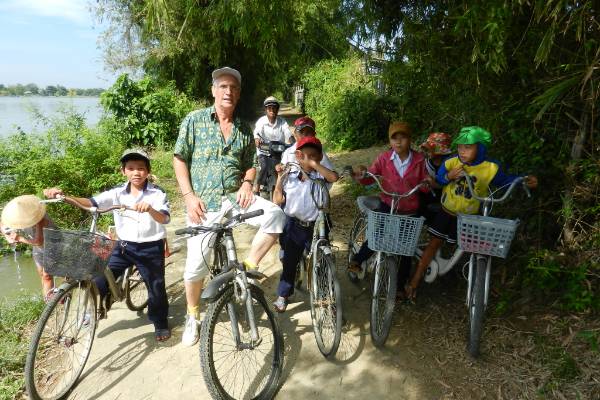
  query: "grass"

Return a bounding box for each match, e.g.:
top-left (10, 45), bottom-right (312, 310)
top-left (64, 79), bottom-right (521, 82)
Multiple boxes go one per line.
top-left (0, 295), bottom-right (44, 400)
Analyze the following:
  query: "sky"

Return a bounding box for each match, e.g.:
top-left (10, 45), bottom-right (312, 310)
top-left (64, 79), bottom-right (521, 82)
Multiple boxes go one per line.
top-left (0, 0), bottom-right (119, 88)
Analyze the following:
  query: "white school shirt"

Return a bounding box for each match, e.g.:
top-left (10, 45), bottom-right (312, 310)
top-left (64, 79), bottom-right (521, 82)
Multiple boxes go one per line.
top-left (281, 143), bottom-right (334, 170)
top-left (283, 170), bottom-right (330, 222)
top-left (390, 150), bottom-right (413, 178)
top-left (253, 115), bottom-right (291, 155)
top-left (91, 181), bottom-right (170, 242)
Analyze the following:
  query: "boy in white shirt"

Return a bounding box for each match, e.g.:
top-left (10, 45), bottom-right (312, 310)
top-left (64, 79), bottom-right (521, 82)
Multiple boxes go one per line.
top-left (44, 149), bottom-right (171, 341)
top-left (272, 136), bottom-right (338, 312)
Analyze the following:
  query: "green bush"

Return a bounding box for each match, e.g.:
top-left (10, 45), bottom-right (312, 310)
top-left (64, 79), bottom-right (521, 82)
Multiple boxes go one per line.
top-left (0, 109), bottom-right (126, 228)
top-left (303, 56), bottom-right (399, 150)
top-left (100, 74), bottom-right (198, 146)
top-left (523, 251), bottom-right (599, 312)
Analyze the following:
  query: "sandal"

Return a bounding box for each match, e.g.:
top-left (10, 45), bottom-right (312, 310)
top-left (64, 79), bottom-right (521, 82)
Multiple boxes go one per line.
top-left (347, 262), bottom-right (361, 274)
top-left (155, 328), bottom-right (171, 342)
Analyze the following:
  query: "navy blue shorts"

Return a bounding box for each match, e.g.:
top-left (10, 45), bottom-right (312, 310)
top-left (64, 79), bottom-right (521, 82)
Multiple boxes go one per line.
top-left (427, 209), bottom-right (458, 243)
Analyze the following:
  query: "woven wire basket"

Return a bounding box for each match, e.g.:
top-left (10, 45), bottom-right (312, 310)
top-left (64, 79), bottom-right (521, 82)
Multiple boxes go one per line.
top-left (43, 228), bottom-right (116, 280)
top-left (366, 211), bottom-right (425, 256)
top-left (457, 214), bottom-right (519, 258)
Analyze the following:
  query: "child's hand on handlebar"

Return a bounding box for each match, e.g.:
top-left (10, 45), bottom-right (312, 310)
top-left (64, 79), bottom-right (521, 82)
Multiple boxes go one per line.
top-left (132, 202), bottom-right (153, 213)
top-left (447, 165), bottom-right (464, 180)
top-left (43, 187), bottom-right (64, 199)
top-left (275, 163), bottom-right (285, 175)
top-left (524, 175), bottom-right (538, 189)
top-left (352, 165), bottom-right (367, 179)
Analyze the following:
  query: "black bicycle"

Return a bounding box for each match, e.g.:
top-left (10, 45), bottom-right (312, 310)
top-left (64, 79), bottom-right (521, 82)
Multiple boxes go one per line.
top-left (175, 209), bottom-right (284, 400)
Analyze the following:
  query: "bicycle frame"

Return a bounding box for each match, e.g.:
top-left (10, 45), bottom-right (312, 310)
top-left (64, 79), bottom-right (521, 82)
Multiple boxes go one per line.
top-left (181, 210), bottom-right (267, 348)
top-left (358, 171), bottom-right (428, 287)
top-left (461, 175), bottom-right (530, 309)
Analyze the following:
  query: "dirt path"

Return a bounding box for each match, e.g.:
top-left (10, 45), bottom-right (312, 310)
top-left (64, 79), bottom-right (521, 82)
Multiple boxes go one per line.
top-left (66, 115), bottom-right (599, 400)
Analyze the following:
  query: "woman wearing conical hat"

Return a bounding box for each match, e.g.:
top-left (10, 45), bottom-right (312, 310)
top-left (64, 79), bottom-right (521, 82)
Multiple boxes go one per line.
top-left (1, 195), bottom-right (56, 298)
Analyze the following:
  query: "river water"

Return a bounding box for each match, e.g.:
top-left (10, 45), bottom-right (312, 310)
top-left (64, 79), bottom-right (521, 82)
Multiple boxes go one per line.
top-left (0, 96), bottom-right (102, 136)
top-left (0, 252), bottom-right (42, 301)
top-left (0, 96), bottom-right (103, 300)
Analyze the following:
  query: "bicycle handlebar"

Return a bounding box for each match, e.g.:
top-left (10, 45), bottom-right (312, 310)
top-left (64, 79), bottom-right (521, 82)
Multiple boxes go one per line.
top-left (356, 169), bottom-right (429, 198)
top-left (462, 174), bottom-right (530, 203)
top-left (175, 209), bottom-right (265, 236)
top-left (43, 195), bottom-right (134, 214)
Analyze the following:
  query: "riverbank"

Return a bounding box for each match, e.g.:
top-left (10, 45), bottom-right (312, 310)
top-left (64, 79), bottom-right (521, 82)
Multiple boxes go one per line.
top-left (0, 296), bottom-right (44, 400)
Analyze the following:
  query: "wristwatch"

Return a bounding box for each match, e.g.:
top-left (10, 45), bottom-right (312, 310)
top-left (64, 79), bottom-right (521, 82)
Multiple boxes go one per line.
top-left (242, 179), bottom-right (253, 185)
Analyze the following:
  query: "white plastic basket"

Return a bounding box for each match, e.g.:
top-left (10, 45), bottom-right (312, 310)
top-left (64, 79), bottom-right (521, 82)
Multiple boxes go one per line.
top-left (366, 211), bottom-right (425, 256)
top-left (457, 214), bottom-right (519, 258)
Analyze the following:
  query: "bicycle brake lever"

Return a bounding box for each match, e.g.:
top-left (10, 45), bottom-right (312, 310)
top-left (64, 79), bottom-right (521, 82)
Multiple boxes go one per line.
top-left (523, 182), bottom-right (532, 198)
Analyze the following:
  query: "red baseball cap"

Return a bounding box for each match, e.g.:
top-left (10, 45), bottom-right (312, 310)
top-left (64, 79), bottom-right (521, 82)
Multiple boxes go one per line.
top-left (294, 116), bottom-right (316, 132)
top-left (296, 136), bottom-right (322, 152)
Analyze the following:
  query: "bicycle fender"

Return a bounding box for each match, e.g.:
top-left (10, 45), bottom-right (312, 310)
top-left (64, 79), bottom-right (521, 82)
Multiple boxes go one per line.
top-left (201, 270), bottom-right (234, 302)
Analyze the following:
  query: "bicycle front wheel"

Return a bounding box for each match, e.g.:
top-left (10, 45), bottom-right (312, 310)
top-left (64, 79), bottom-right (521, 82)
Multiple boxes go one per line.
top-left (468, 256), bottom-right (488, 358)
top-left (370, 254), bottom-right (398, 347)
top-left (310, 247), bottom-right (343, 358)
top-left (200, 284), bottom-right (283, 400)
top-left (125, 265), bottom-right (149, 311)
top-left (25, 281), bottom-right (97, 400)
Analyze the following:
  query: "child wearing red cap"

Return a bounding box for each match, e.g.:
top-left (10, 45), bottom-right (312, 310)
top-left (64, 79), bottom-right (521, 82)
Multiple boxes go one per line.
top-left (419, 132), bottom-right (453, 224)
top-left (281, 116), bottom-right (334, 170)
top-left (272, 136), bottom-right (338, 312)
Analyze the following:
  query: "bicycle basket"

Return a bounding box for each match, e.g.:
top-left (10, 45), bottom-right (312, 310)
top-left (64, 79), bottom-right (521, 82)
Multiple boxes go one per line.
top-left (43, 228), bottom-right (116, 280)
top-left (457, 214), bottom-right (519, 258)
top-left (366, 211), bottom-right (425, 256)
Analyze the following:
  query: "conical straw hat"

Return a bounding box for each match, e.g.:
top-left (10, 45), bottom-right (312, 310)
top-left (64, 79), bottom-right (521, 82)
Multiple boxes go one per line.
top-left (1, 195), bottom-right (46, 229)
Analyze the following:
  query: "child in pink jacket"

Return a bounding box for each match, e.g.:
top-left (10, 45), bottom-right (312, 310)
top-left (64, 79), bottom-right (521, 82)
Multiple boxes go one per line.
top-left (349, 122), bottom-right (430, 296)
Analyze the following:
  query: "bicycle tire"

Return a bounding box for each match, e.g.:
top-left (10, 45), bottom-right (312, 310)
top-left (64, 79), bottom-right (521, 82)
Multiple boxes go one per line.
top-left (125, 266), bottom-right (149, 311)
top-left (295, 255), bottom-right (305, 289)
top-left (25, 281), bottom-right (97, 400)
top-left (309, 247), bottom-right (343, 358)
top-left (468, 257), bottom-right (487, 358)
top-left (347, 214), bottom-right (367, 283)
top-left (370, 255), bottom-right (398, 347)
top-left (200, 284), bottom-right (283, 400)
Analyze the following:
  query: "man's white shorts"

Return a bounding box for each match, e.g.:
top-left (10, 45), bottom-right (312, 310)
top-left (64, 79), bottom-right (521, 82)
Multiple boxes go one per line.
top-left (183, 196), bottom-right (285, 282)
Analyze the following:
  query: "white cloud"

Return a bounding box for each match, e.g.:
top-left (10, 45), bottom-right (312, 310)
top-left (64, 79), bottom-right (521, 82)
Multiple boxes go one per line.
top-left (0, 0), bottom-right (93, 25)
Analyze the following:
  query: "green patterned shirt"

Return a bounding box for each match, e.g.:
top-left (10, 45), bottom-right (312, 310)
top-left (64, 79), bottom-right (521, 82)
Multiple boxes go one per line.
top-left (174, 106), bottom-right (257, 211)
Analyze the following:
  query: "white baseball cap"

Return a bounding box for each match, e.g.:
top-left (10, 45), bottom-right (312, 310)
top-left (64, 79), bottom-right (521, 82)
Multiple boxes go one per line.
top-left (212, 67), bottom-right (242, 85)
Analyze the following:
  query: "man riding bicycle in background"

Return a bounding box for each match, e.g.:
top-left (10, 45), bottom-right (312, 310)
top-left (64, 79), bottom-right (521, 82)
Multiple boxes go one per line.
top-left (253, 96), bottom-right (292, 194)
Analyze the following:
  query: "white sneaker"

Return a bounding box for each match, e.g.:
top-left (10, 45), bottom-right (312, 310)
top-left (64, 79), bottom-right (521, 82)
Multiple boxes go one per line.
top-left (181, 314), bottom-right (200, 346)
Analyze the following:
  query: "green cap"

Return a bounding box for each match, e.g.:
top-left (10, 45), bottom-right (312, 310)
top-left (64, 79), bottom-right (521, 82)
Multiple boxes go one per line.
top-left (452, 126), bottom-right (492, 148)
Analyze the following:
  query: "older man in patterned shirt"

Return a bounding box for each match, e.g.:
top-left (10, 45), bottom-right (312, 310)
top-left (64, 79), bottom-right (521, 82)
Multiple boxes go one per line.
top-left (173, 67), bottom-right (286, 346)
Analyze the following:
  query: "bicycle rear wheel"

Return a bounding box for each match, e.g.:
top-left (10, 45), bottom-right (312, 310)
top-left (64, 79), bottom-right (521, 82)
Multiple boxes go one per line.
top-left (125, 265), bottom-right (149, 311)
top-left (200, 284), bottom-right (283, 400)
top-left (310, 247), bottom-right (343, 358)
top-left (370, 254), bottom-right (398, 347)
top-left (25, 281), bottom-right (97, 400)
top-left (468, 256), bottom-right (487, 358)
top-left (347, 213), bottom-right (367, 283)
